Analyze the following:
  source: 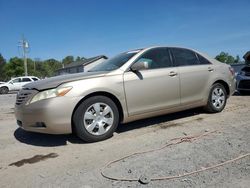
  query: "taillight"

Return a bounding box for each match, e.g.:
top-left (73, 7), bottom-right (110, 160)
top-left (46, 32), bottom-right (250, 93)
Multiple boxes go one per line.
top-left (229, 67), bottom-right (235, 76)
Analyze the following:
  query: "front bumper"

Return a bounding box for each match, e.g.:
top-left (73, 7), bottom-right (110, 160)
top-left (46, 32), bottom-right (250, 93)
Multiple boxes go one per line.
top-left (236, 75), bottom-right (250, 91)
top-left (15, 90), bottom-right (82, 134)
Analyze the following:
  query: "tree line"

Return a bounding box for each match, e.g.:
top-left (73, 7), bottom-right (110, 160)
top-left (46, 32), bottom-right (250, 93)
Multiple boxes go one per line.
top-left (0, 54), bottom-right (86, 81)
top-left (0, 51), bottom-right (246, 81)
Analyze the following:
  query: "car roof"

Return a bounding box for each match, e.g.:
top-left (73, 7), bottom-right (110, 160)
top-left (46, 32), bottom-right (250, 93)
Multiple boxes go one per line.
top-left (11, 76), bottom-right (38, 79)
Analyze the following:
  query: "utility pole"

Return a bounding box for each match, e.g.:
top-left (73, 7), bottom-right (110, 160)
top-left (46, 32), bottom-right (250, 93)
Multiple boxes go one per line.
top-left (18, 35), bottom-right (29, 76)
top-left (34, 58), bottom-right (40, 72)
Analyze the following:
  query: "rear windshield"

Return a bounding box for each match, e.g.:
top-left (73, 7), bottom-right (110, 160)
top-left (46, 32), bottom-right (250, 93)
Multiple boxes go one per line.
top-left (89, 50), bottom-right (141, 72)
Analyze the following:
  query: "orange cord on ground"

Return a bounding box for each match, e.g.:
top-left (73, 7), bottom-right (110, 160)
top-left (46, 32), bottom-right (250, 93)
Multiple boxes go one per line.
top-left (100, 130), bottom-right (250, 182)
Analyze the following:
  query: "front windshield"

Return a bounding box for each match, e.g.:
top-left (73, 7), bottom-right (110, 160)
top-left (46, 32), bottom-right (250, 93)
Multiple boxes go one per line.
top-left (89, 50), bottom-right (141, 72)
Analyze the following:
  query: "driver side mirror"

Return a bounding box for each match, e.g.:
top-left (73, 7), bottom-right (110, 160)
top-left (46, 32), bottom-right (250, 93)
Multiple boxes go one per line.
top-left (131, 61), bottom-right (149, 72)
top-left (10, 81), bottom-right (13, 84)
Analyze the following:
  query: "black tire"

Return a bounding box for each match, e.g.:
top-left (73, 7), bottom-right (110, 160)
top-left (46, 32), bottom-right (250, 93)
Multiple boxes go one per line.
top-left (73, 96), bottom-right (119, 142)
top-left (0, 87), bottom-right (9, 94)
top-left (204, 83), bottom-right (227, 113)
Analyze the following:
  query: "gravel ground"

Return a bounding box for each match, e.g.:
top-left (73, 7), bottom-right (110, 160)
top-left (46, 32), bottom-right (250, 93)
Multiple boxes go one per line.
top-left (0, 93), bottom-right (249, 188)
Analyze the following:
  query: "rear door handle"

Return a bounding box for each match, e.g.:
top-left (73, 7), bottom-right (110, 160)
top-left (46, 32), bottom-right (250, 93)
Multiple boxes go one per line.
top-left (168, 71), bottom-right (178, 77)
top-left (208, 67), bottom-right (214, 72)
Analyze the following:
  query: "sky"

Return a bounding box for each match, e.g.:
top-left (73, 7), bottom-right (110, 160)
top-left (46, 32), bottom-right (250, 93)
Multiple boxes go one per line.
top-left (0, 0), bottom-right (250, 61)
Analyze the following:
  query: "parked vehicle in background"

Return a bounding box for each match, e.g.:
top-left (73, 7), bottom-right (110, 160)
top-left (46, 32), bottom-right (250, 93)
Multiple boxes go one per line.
top-left (0, 76), bottom-right (39, 94)
top-left (15, 46), bottom-right (236, 142)
top-left (230, 63), bottom-right (245, 76)
top-left (236, 66), bottom-right (250, 94)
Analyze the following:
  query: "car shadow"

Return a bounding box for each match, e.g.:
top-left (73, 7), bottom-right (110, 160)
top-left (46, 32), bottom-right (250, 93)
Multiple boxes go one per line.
top-left (14, 107), bottom-right (203, 147)
top-left (116, 107), bottom-right (202, 133)
top-left (14, 128), bottom-right (84, 147)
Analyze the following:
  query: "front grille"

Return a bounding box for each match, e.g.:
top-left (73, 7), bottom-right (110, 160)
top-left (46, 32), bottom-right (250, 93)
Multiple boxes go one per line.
top-left (238, 80), bottom-right (250, 89)
top-left (245, 72), bottom-right (250, 76)
top-left (16, 89), bottom-right (38, 105)
top-left (16, 92), bottom-right (32, 105)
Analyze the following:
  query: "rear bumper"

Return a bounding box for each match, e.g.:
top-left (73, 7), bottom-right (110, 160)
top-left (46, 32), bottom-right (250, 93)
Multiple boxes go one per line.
top-left (15, 96), bottom-right (82, 134)
top-left (229, 78), bottom-right (236, 96)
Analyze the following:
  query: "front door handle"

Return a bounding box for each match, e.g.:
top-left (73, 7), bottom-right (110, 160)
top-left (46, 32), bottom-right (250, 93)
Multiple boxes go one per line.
top-left (208, 67), bottom-right (214, 72)
top-left (169, 71), bottom-right (178, 77)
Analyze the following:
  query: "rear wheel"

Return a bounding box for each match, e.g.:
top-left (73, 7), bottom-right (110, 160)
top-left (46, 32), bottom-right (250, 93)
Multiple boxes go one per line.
top-left (0, 87), bottom-right (9, 94)
top-left (204, 83), bottom-right (227, 113)
top-left (73, 96), bottom-right (119, 142)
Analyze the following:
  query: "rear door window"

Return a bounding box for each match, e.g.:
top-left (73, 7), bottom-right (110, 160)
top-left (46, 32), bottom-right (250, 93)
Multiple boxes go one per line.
top-left (171, 48), bottom-right (199, 66)
top-left (32, 77), bottom-right (38, 81)
top-left (22, 78), bottom-right (31, 82)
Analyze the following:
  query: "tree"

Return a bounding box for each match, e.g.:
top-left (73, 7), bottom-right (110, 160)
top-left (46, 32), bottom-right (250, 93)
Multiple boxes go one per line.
top-left (0, 53), bottom-right (5, 65)
top-left (75, 56), bottom-right (86, 61)
top-left (43, 59), bottom-right (62, 77)
top-left (215, 52), bottom-right (235, 64)
top-left (75, 56), bottom-right (81, 61)
top-left (4, 57), bottom-right (24, 79)
top-left (0, 53), bottom-right (6, 81)
top-left (234, 55), bottom-right (240, 63)
top-left (62, 56), bottom-right (74, 65)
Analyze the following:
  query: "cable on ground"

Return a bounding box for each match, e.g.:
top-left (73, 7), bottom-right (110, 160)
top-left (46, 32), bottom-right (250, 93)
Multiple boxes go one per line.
top-left (100, 130), bottom-right (250, 183)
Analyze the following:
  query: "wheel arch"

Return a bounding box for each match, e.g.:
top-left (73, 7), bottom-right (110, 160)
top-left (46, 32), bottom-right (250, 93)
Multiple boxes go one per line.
top-left (0, 85), bottom-right (9, 89)
top-left (212, 80), bottom-right (230, 97)
top-left (0, 85), bottom-right (9, 94)
top-left (71, 91), bottom-right (124, 133)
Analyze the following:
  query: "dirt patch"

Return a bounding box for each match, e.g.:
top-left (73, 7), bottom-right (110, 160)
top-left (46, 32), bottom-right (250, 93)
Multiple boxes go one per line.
top-left (9, 153), bottom-right (58, 167)
top-left (159, 122), bottom-right (182, 129)
top-left (195, 117), bottom-right (203, 121)
top-left (159, 117), bottom-right (203, 129)
top-left (5, 111), bottom-right (14, 114)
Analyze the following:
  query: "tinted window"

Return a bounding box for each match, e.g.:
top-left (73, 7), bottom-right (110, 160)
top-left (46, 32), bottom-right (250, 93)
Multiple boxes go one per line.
top-left (197, 54), bottom-right (211, 65)
top-left (171, 48), bottom-right (199, 66)
top-left (135, 48), bottom-right (172, 69)
top-left (32, 77), bottom-right (38, 81)
top-left (22, 78), bottom-right (31, 82)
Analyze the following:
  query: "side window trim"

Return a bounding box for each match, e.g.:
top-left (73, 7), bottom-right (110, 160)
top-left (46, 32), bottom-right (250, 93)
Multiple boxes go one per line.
top-left (168, 49), bottom-right (176, 67)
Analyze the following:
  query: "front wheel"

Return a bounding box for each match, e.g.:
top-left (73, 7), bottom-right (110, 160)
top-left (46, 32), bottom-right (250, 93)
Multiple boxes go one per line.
top-left (0, 87), bottom-right (9, 94)
top-left (73, 96), bottom-right (119, 142)
top-left (204, 83), bottom-right (227, 113)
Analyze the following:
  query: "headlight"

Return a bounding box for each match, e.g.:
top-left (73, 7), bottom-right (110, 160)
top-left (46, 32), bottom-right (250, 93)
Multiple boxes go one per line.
top-left (28, 86), bottom-right (72, 104)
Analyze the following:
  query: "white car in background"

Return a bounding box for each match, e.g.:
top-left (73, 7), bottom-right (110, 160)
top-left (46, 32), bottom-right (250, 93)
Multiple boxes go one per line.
top-left (0, 76), bottom-right (39, 94)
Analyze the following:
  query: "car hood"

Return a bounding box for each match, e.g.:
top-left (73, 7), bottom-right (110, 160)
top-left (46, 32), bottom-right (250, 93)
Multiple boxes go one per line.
top-left (24, 71), bottom-right (108, 91)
